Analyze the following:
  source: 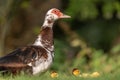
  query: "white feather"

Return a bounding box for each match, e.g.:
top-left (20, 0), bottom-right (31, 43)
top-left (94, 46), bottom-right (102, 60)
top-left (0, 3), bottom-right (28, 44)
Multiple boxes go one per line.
top-left (27, 62), bottom-right (32, 66)
top-left (32, 51), bottom-right (53, 75)
top-left (33, 36), bottom-right (43, 46)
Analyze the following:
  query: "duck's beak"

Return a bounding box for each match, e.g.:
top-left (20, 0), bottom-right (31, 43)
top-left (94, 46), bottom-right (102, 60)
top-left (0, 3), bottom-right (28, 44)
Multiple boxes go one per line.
top-left (60, 14), bottom-right (71, 18)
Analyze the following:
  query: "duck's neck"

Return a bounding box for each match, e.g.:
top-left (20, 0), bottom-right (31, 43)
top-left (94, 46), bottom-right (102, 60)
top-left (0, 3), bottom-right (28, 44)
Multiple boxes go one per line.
top-left (43, 19), bottom-right (54, 28)
top-left (33, 19), bottom-right (54, 52)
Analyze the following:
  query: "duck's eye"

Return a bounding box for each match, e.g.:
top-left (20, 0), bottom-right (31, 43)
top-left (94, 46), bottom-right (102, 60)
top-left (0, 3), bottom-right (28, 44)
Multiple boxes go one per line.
top-left (54, 10), bottom-right (57, 13)
top-left (53, 10), bottom-right (58, 14)
top-left (52, 10), bottom-right (59, 14)
top-left (51, 9), bottom-right (62, 17)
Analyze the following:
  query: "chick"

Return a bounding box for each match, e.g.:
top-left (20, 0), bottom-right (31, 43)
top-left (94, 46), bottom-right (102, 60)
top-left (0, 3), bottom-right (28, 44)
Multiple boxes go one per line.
top-left (50, 71), bottom-right (58, 78)
top-left (72, 68), bottom-right (81, 76)
top-left (90, 72), bottom-right (100, 77)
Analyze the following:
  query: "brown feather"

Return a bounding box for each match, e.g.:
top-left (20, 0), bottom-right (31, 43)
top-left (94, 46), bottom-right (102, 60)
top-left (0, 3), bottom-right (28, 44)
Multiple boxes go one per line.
top-left (0, 45), bottom-right (48, 75)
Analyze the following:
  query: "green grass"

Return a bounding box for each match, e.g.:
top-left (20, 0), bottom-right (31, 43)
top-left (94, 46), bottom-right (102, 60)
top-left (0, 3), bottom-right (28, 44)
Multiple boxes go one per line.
top-left (0, 71), bottom-right (120, 80)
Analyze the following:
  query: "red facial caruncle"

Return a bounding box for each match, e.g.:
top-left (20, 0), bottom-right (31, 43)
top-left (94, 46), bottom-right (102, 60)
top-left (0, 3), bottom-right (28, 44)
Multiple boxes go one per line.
top-left (51, 9), bottom-right (63, 18)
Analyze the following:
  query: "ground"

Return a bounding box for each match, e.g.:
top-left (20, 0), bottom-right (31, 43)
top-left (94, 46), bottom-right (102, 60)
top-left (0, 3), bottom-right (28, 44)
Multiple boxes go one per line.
top-left (0, 70), bottom-right (120, 80)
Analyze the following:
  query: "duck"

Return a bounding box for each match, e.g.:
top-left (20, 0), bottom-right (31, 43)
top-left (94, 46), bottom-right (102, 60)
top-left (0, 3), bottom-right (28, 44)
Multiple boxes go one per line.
top-left (0, 8), bottom-right (71, 75)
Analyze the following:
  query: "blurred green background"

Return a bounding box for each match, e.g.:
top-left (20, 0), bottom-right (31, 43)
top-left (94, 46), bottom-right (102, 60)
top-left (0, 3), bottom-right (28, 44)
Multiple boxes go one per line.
top-left (0, 0), bottom-right (120, 74)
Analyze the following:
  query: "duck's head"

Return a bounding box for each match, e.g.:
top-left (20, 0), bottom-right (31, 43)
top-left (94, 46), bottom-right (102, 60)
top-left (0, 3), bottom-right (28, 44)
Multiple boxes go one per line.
top-left (45, 8), bottom-right (71, 22)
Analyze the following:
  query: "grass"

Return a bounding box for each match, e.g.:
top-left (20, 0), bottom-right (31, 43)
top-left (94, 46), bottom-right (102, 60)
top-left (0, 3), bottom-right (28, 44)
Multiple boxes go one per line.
top-left (0, 70), bottom-right (120, 80)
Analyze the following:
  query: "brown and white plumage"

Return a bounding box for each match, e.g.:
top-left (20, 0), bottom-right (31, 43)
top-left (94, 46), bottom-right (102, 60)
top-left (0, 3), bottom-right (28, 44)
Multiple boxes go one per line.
top-left (0, 8), bottom-right (71, 75)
